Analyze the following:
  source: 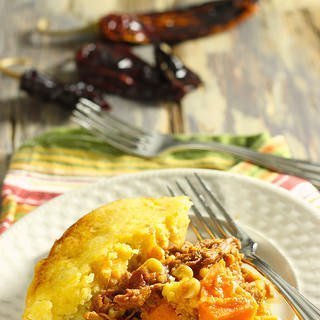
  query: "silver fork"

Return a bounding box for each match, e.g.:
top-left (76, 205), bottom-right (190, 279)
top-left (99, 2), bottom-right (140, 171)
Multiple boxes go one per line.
top-left (72, 98), bottom-right (320, 188)
top-left (167, 173), bottom-right (320, 320)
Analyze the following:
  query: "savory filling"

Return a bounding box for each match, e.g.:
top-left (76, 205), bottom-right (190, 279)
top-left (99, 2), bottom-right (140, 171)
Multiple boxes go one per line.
top-left (85, 238), bottom-right (276, 320)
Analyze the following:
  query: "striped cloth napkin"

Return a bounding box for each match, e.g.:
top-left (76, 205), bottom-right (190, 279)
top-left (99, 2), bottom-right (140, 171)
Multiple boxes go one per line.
top-left (1, 127), bottom-right (319, 234)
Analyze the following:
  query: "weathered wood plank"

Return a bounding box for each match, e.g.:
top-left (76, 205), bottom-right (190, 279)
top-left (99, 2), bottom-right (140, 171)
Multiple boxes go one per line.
top-left (0, 0), bottom-right (172, 187)
top-left (0, 0), bottom-right (20, 185)
top-left (1, 0), bottom-right (320, 192)
top-left (0, 0), bottom-right (73, 151)
top-left (175, 0), bottom-right (320, 160)
top-left (0, 97), bottom-right (13, 190)
top-left (38, 0), bottom-right (175, 133)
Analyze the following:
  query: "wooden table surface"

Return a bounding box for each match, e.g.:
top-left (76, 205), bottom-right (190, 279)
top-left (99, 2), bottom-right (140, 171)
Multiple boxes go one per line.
top-left (1, 0), bottom-right (320, 188)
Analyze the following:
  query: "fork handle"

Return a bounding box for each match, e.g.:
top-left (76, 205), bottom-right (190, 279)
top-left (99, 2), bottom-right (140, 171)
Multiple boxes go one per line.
top-left (246, 253), bottom-right (320, 320)
top-left (169, 140), bottom-right (320, 188)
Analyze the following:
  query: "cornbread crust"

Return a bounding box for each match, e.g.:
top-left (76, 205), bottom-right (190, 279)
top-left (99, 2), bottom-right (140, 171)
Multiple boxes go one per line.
top-left (23, 196), bottom-right (191, 320)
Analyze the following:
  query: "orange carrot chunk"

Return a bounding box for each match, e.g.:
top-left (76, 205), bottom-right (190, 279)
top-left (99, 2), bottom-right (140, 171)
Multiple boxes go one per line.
top-left (199, 297), bottom-right (258, 320)
top-left (142, 301), bottom-right (179, 320)
top-left (199, 261), bottom-right (258, 320)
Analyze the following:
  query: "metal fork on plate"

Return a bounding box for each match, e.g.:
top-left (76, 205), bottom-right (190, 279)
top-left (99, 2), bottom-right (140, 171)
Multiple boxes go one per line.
top-left (167, 173), bottom-right (320, 320)
top-left (72, 98), bottom-right (320, 188)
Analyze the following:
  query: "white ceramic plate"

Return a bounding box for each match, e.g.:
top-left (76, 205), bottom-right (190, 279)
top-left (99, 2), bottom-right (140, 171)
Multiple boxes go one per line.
top-left (0, 169), bottom-right (319, 320)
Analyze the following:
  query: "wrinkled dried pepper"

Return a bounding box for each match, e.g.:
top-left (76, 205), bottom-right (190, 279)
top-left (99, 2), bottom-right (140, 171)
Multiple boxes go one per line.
top-left (99, 0), bottom-right (258, 44)
top-left (155, 43), bottom-right (201, 98)
top-left (20, 69), bottom-right (110, 110)
top-left (76, 42), bottom-right (201, 103)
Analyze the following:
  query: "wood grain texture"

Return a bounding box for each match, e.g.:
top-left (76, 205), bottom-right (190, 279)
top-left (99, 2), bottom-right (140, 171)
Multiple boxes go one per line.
top-left (0, 0), bottom-right (320, 189)
top-left (0, 0), bottom-right (74, 186)
top-left (175, 0), bottom-right (320, 160)
top-left (0, 0), bottom-right (172, 185)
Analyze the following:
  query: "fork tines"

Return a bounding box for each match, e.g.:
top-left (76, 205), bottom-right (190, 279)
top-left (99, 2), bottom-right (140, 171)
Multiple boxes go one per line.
top-left (72, 98), bottom-right (149, 153)
top-left (168, 174), bottom-right (238, 238)
top-left (75, 98), bottom-right (147, 135)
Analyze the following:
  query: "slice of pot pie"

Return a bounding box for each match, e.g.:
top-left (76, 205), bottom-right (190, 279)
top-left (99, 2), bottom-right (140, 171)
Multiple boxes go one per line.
top-left (23, 196), bottom-right (277, 320)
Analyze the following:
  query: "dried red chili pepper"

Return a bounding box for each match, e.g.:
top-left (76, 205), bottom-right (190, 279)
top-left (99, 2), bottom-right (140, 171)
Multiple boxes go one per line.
top-left (99, 0), bottom-right (258, 44)
top-left (76, 42), bottom-right (160, 84)
top-left (75, 42), bottom-right (201, 103)
top-left (76, 43), bottom-right (164, 102)
top-left (20, 69), bottom-right (110, 110)
top-left (155, 43), bottom-right (202, 100)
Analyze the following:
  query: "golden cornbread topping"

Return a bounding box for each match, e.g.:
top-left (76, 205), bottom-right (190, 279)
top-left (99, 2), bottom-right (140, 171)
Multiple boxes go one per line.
top-left (23, 197), bottom-right (277, 320)
top-left (85, 238), bottom-right (276, 320)
top-left (23, 197), bottom-right (192, 320)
